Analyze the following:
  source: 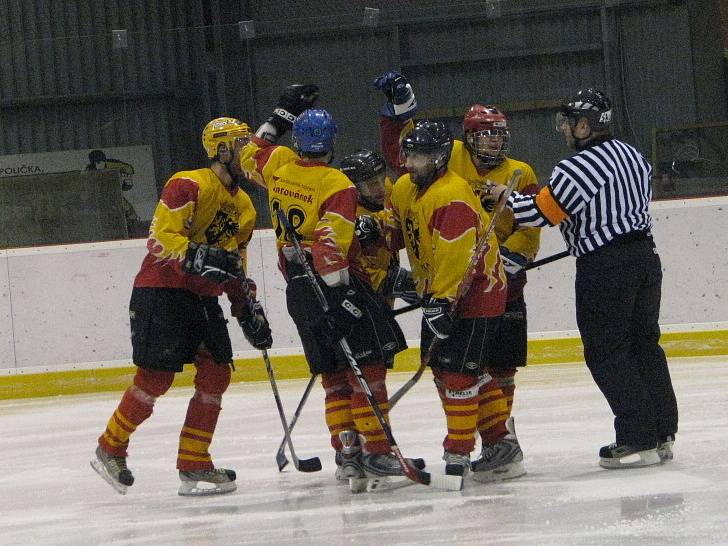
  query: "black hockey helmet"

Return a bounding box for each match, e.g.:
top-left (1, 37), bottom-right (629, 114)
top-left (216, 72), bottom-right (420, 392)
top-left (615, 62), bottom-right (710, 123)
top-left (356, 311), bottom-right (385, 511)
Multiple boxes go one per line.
top-left (401, 120), bottom-right (453, 167)
top-left (557, 88), bottom-right (612, 131)
top-left (340, 149), bottom-right (386, 184)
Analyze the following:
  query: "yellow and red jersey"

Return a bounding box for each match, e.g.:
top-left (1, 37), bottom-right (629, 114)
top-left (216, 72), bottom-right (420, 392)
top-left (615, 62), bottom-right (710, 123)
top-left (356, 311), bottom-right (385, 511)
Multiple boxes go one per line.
top-left (448, 140), bottom-right (540, 300)
top-left (386, 169), bottom-right (506, 318)
top-left (240, 137), bottom-right (364, 283)
top-left (379, 116), bottom-right (414, 179)
top-left (356, 176), bottom-right (396, 292)
top-left (448, 139), bottom-right (540, 259)
top-left (134, 167), bottom-right (256, 297)
top-left (239, 136), bottom-right (299, 189)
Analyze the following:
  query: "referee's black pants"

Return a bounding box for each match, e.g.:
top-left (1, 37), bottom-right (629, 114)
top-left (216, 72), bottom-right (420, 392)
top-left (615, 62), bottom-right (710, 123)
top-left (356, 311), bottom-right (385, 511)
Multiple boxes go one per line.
top-left (575, 236), bottom-right (678, 449)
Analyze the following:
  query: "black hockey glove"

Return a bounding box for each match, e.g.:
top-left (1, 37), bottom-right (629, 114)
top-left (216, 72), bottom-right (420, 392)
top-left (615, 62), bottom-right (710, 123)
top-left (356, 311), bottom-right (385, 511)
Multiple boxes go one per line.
top-left (267, 84), bottom-right (320, 135)
top-left (321, 285), bottom-right (364, 342)
top-left (183, 242), bottom-right (242, 285)
top-left (354, 215), bottom-right (381, 246)
top-left (373, 71), bottom-right (417, 119)
top-left (382, 266), bottom-right (420, 304)
top-left (500, 246), bottom-right (528, 279)
top-left (238, 301), bottom-right (273, 350)
top-left (423, 297), bottom-right (454, 340)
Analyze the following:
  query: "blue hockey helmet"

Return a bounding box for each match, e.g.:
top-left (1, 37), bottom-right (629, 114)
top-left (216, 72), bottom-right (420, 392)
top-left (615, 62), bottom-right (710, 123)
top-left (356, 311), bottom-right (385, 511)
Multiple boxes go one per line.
top-left (292, 109), bottom-right (337, 154)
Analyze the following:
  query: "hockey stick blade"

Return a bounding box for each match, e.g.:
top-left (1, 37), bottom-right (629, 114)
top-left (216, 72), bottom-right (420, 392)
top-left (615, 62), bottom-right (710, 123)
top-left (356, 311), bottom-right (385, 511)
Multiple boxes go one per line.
top-left (258, 345), bottom-right (322, 474)
top-left (275, 375), bottom-right (317, 472)
top-left (428, 473), bottom-right (464, 491)
top-left (295, 456), bottom-right (323, 473)
top-left (276, 451), bottom-right (288, 472)
top-left (349, 476), bottom-right (415, 494)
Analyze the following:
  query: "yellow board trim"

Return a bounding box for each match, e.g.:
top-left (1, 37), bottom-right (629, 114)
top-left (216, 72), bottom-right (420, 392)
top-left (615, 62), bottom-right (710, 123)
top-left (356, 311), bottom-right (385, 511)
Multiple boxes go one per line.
top-left (2, 330), bottom-right (728, 400)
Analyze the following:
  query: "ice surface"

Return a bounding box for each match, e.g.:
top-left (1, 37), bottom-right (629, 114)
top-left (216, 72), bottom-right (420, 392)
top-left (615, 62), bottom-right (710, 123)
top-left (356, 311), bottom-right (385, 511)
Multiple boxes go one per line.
top-left (2, 357), bottom-right (727, 546)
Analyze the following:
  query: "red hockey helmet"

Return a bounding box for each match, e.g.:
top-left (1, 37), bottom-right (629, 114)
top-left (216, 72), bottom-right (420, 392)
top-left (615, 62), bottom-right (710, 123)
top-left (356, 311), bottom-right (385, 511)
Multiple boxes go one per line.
top-left (463, 104), bottom-right (510, 168)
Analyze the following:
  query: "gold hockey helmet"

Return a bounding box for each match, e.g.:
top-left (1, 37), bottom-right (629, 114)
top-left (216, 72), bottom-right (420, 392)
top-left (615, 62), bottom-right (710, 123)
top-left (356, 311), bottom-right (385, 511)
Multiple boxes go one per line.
top-left (201, 117), bottom-right (251, 160)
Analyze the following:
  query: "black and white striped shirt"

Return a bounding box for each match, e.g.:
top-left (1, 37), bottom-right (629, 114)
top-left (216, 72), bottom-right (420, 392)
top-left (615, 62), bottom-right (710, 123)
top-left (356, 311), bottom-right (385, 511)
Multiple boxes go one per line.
top-left (509, 137), bottom-right (653, 257)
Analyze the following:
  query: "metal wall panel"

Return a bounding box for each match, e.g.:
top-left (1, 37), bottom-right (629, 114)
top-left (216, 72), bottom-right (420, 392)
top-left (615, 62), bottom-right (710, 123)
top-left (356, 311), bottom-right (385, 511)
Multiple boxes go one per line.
top-left (617, 2), bottom-right (696, 152)
top-left (0, 0), bottom-right (725, 216)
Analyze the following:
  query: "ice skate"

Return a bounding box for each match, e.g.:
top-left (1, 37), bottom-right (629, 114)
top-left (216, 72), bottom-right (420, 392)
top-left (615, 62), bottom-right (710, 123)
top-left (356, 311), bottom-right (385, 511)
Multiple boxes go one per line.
top-left (471, 417), bottom-right (526, 483)
top-left (657, 435), bottom-right (675, 462)
top-left (335, 431), bottom-right (366, 482)
top-left (178, 468), bottom-right (237, 496)
top-left (336, 450), bottom-right (366, 481)
top-left (349, 453), bottom-right (426, 493)
top-left (359, 451), bottom-right (426, 477)
top-left (442, 451), bottom-right (470, 478)
top-left (90, 445), bottom-right (134, 495)
top-left (598, 443), bottom-right (660, 469)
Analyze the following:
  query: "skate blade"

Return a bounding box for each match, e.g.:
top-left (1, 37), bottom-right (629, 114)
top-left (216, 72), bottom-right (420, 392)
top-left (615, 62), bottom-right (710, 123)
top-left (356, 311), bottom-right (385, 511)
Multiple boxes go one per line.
top-left (657, 443), bottom-right (674, 462)
top-left (90, 458), bottom-right (127, 495)
top-left (429, 473), bottom-right (464, 491)
top-left (178, 480), bottom-right (237, 496)
top-left (472, 461), bottom-right (527, 483)
top-left (349, 476), bottom-right (413, 494)
top-left (599, 450), bottom-right (661, 469)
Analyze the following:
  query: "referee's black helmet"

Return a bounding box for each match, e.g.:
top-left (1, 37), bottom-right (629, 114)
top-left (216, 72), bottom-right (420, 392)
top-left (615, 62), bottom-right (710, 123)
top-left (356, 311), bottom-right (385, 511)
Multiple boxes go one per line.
top-left (557, 88), bottom-right (613, 132)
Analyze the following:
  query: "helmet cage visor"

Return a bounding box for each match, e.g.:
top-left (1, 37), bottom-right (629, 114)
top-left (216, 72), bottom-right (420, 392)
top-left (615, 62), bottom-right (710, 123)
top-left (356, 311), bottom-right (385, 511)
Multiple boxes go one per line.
top-left (464, 128), bottom-right (510, 161)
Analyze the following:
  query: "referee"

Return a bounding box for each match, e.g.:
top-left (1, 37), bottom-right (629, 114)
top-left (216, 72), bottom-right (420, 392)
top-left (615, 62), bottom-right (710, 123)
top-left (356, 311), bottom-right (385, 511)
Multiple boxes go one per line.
top-left (489, 88), bottom-right (678, 469)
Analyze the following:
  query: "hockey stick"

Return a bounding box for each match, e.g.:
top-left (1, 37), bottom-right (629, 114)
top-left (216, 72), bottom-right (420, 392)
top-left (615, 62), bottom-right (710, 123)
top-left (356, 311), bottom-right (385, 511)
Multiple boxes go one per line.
top-left (390, 251), bottom-right (569, 318)
top-left (276, 209), bottom-right (461, 491)
top-left (275, 374), bottom-right (317, 471)
top-left (260, 348), bottom-right (321, 472)
top-left (527, 250), bottom-right (569, 269)
top-left (393, 302), bottom-right (421, 316)
top-left (388, 170), bottom-right (523, 408)
top-left (239, 280), bottom-right (322, 473)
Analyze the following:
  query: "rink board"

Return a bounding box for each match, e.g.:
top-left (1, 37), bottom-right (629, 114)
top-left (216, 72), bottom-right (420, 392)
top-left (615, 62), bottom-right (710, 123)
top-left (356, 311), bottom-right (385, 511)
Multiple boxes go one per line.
top-left (2, 329), bottom-right (727, 400)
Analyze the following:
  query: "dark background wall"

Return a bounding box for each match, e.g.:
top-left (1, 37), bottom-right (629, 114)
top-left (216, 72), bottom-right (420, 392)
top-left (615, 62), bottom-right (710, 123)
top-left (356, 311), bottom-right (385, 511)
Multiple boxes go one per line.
top-left (1, 0), bottom-right (726, 226)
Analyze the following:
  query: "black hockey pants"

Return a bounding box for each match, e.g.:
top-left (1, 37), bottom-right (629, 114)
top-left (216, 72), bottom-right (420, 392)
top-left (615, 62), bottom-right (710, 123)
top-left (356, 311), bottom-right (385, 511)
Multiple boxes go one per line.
top-left (575, 234), bottom-right (678, 449)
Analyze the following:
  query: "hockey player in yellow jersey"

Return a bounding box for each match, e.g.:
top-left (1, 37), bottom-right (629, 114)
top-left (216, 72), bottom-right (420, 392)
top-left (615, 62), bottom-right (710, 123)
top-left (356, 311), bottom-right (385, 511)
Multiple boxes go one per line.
top-left (92, 117), bottom-right (273, 496)
top-left (238, 91), bottom-right (420, 481)
top-left (340, 149), bottom-right (419, 306)
top-left (376, 72), bottom-right (535, 482)
top-left (453, 105), bottom-right (540, 477)
top-left (384, 119), bottom-right (511, 479)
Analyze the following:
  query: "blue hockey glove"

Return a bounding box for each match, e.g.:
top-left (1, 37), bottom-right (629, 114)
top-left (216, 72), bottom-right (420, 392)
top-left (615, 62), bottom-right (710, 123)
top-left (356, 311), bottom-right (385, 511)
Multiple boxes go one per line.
top-left (373, 71), bottom-right (417, 119)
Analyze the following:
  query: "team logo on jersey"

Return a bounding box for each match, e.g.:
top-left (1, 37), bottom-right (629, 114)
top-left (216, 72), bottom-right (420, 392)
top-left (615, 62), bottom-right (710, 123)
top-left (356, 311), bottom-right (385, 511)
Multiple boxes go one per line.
top-left (206, 205), bottom-right (240, 245)
top-left (404, 215), bottom-right (420, 259)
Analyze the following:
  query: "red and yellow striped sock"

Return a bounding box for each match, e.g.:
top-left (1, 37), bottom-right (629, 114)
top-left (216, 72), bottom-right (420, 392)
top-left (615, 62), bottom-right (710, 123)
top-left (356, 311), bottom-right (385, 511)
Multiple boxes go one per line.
top-left (489, 368), bottom-right (517, 417)
top-left (434, 370), bottom-right (478, 455)
top-left (477, 375), bottom-right (509, 445)
top-left (98, 368), bottom-right (174, 457)
top-left (350, 364), bottom-right (389, 454)
top-left (177, 391), bottom-right (221, 471)
top-left (322, 370), bottom-right (355, 451)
